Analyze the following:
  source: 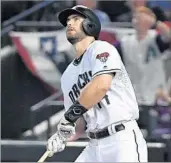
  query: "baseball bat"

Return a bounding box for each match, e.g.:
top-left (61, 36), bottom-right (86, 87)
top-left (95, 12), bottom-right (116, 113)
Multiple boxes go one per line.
top-left (37, 150), bottom-right (51, 162)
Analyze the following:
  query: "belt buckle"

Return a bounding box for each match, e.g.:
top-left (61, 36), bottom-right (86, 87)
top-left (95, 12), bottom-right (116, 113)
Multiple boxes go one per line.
top-left (91, 132), bottom-right (97, 139)
top-left (88, 132), bottom-right (97, 139)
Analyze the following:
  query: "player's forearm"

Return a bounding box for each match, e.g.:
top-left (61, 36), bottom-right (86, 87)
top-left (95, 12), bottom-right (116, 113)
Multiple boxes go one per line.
top-left (78, 81), bottom-right (108, 109)
top-left (64, 74), bottom-right (113, 123)
top-left (156, 21), bottom-right (171, 41)
top-left (78, 74), bottom-right (113, 109)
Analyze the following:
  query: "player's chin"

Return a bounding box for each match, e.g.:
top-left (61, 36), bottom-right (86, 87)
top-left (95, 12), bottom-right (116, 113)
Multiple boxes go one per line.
top-left (66, 33), bottom-right (74, 38)
top-left (66, 34), bottom-right (76, 40)
top-left (67, 35), bottom-right (78, 44)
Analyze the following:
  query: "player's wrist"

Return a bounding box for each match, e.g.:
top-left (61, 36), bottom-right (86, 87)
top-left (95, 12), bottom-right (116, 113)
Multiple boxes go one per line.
top-left (64, 101), bottom-right (88, 123)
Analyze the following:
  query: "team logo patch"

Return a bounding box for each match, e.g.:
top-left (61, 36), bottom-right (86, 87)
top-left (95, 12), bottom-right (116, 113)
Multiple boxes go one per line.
top-left (96, 52), bottom-right (109, 63)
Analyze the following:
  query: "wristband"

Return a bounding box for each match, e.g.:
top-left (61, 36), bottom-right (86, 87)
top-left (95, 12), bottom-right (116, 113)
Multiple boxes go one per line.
top-left (64, 101), bottom-right (87, 123)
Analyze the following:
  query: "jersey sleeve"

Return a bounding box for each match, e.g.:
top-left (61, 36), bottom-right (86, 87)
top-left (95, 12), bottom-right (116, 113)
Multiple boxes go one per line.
top-left (90, 42), bottom-right (122, 78)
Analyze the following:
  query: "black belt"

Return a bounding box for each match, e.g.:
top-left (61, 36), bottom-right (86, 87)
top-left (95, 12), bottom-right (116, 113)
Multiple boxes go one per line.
top-left (88, 124), bottom-right (125, 139)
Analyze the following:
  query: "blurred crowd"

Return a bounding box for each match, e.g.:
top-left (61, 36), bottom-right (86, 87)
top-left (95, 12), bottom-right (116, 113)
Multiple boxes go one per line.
top-left (1, 0), bottom-right (171, 139)
top-left (2, 0), bottom-right (171, 22)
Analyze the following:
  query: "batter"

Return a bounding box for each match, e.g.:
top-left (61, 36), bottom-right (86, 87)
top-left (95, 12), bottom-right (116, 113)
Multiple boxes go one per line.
top-left (47, 5), bottom-right (148, 162)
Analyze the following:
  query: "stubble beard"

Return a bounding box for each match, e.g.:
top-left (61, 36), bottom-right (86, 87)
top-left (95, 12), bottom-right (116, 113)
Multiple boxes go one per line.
top-left (67, 32), bottom-right (86, 45)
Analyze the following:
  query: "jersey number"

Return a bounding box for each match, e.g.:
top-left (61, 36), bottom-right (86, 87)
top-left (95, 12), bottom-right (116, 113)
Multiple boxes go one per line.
top-left (97, 94), bottom-right (110, 109)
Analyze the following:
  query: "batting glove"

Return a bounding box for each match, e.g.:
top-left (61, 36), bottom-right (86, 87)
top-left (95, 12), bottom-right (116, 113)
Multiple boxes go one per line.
top-left (47, 132), bottom-right (66, 157)
top-left (57, 116), bottom-right (76, 140)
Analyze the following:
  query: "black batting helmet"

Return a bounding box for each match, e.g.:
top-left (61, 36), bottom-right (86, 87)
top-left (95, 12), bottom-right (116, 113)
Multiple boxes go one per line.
top-left (58, 5), bottom-right (101, 40)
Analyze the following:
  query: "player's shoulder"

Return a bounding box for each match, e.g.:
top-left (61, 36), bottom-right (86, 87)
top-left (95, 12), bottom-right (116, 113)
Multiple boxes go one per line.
top-left (90, 40), bottom-right (116, 52)
top-left (87, 40), bottom-right (120, 60)
top-left (93, 40), bottom-right (114, 48)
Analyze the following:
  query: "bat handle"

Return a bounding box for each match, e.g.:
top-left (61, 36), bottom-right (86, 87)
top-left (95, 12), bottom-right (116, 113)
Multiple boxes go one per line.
top-left (38, 150), bottom-right (51, 162)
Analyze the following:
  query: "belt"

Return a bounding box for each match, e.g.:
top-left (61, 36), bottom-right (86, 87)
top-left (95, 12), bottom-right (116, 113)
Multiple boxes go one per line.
top-left (88, 123), bottom-right (125, 139)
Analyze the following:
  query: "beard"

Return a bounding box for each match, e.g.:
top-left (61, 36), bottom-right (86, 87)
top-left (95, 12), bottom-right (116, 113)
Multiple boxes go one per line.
top-left (66, 31), bottom-right (86, 44)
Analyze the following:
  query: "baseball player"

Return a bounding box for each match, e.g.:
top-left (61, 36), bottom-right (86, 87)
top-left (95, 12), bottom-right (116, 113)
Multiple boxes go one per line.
top-left (47, 5), bottom-right (148, 162)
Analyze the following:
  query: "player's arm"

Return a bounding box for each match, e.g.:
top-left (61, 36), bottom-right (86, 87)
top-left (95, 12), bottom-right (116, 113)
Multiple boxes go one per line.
top-left (64, 74), bottom-right (114, 123)
top-left (78, 73), bottom-right (113, 109)
top-left (66, 74), bottom-right (113, 141)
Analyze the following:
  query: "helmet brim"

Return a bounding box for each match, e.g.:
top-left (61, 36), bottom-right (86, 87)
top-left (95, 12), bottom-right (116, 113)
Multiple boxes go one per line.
top-left (58, 8), bottom-right (86, 27)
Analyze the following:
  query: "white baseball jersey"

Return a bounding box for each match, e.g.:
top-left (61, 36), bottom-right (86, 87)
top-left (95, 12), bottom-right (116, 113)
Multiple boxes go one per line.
top-left (61, 40), bottom-right (139, 132)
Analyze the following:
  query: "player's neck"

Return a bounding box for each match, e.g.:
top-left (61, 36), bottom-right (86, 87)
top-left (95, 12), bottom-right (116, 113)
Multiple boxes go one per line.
top-left (74, 37), bottom-right (95, 58)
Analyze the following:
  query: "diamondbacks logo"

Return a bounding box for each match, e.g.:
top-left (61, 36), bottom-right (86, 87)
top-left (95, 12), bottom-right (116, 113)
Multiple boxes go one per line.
top-left (96, 52), bottom-right (109, 63)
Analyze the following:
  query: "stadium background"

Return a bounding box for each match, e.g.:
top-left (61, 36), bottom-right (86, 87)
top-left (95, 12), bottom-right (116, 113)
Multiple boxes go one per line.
top-left (1, 0), bottom-right (171, 162)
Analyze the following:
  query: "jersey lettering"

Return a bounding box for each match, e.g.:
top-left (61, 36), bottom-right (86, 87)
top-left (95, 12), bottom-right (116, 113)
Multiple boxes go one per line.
top-left (82, 72), bottom-right (91, 84)
top-left (97, 94), bottom-right (110, 109)
top-left (88, 71), bottom-right (92, 78)
top-left (68, 71), bottom-right (92, 103)
top-left (78, 74), bottom-right (86, 89)
top-left (69, 91), bottom-right (75, 103)
top-left (72, 84), bottom-right (80, 98)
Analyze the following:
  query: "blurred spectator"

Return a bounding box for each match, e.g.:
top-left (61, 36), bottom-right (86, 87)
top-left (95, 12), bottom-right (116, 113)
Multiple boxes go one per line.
top-left (98, 0), bottom-right (168, 23)
top-left (116, 0), bottom-right (170, 22)
top-left (111, 0), bottom-right (149, 22)
top-left (120, 6), bottom-right (171, 105)
top-left (76, 0), bottom-right (111, 24)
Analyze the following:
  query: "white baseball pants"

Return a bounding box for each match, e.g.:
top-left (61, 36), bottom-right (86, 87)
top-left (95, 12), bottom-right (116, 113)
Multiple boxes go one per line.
top-left (75, 120), bottom-right (148, 162)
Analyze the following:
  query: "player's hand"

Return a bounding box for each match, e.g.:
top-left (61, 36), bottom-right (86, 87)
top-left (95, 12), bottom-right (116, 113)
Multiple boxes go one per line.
top-left (47, 132), bottom-right (66, 157)
top-left (57, 116), bottom-right (76, 140)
